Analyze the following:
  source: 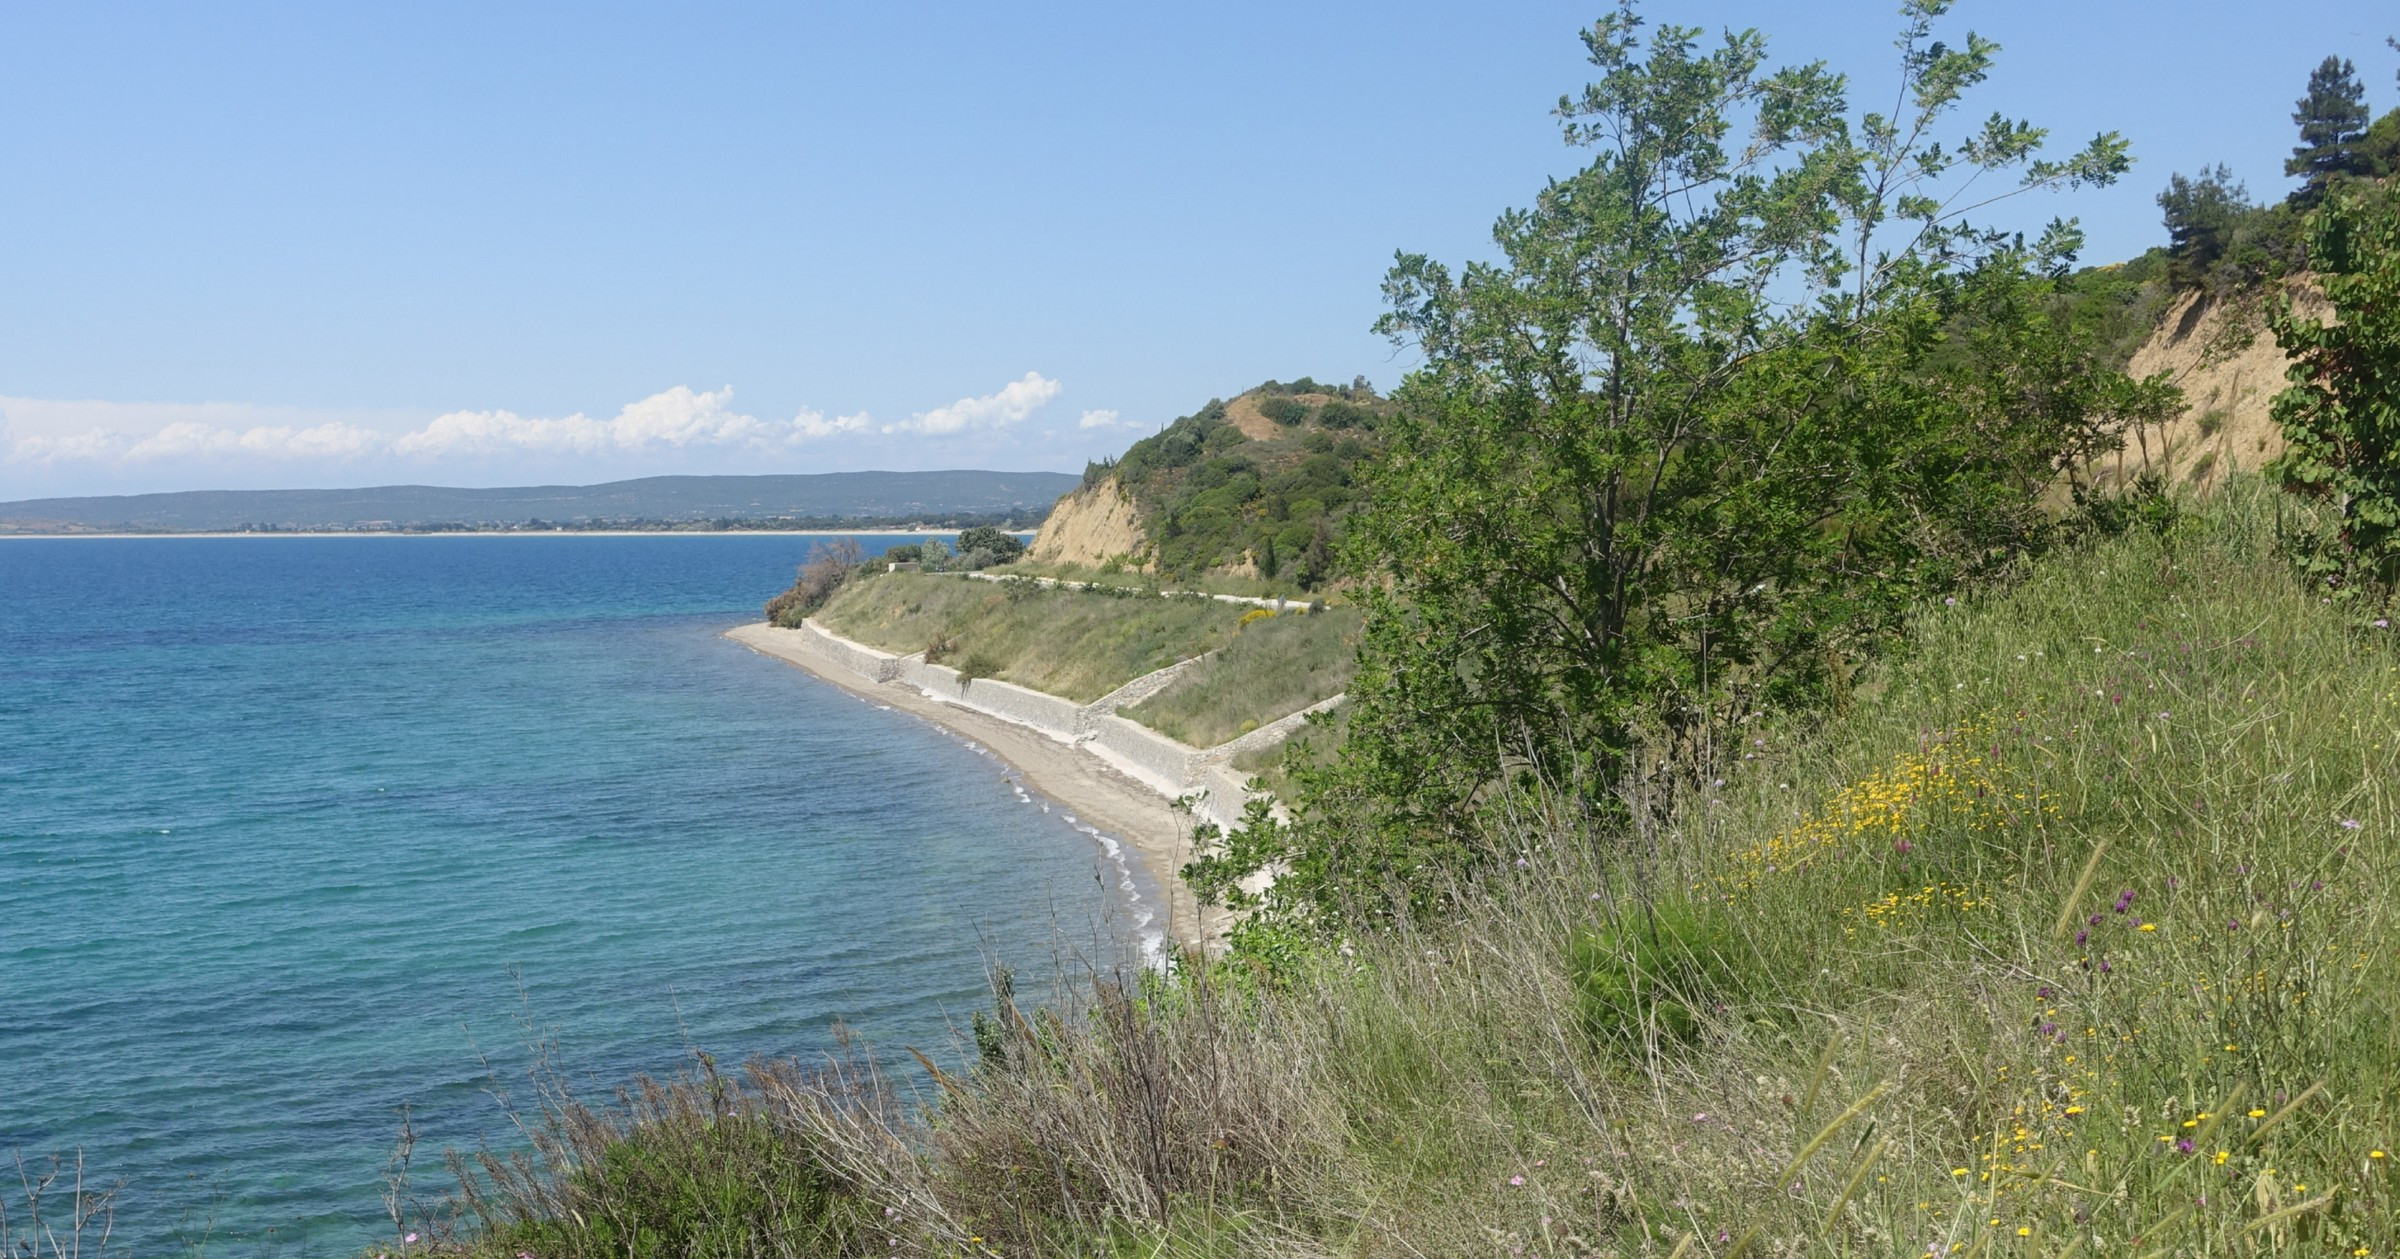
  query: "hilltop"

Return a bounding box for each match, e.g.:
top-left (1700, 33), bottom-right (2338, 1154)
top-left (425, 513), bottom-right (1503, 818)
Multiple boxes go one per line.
top-left (0, 469), bottom-right (1077, 534)
top-left (1028, 377), bottom-right (1391, 591)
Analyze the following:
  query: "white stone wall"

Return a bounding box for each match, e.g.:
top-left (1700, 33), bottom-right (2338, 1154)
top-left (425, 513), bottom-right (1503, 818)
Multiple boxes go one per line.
top-left (1079, 651), bottom-right (1212, 728)
top-left (797, 619), bottom-right (902, 682)
top-left (1199, 695), bottom-right (1345, 767)
top-left (1086, 714), bottom-right (1202, 799)
top-left (789, 620), bottom-right (1325, 838)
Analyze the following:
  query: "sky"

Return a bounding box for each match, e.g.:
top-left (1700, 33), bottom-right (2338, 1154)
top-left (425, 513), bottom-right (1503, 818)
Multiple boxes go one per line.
top-left (2, 1), bottom-right (2394, 500)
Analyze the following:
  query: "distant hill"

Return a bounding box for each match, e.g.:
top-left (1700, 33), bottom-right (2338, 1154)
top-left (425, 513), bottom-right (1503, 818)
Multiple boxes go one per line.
top-left (1029, 377), bottom-right (1391, 590)
top-left (0, 470), bottom-right (1080, 534)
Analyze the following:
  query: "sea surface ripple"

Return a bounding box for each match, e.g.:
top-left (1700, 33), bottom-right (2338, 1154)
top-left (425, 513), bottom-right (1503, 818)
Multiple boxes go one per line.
top-left (0, 536), bottom-right (1139, 1252)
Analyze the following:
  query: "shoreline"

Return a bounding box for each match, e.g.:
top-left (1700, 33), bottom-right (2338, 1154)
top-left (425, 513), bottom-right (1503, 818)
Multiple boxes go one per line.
top-left (724, 622), bottom-right (1228, 953)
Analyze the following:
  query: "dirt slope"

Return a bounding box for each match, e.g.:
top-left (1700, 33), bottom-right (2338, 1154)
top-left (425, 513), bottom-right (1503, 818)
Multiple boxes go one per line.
top-left (1027, 478), bottom-right (1147, 567)
top-left (2104, 279), bottom-right (2329, 492)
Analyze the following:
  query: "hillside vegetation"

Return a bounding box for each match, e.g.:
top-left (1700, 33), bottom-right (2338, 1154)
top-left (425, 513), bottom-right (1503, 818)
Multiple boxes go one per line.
top-left (808, 569), bottom-right (1360, 743)
top-left (1028, 378), bottom-right (1391, 592)
top-left (426, 487), bottom-right (2400, 1258)
top-left (405, 9), bottom-right (2400, 1258)
top-left (1120, 605), bottom-right (1361, 747)
top-left (811, 572), bottom-right (1248, 703)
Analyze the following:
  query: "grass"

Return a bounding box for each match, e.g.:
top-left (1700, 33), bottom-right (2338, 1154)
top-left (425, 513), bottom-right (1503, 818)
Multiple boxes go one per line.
top-left (812, 571), bottom-right (1249, 703)
top-left (1122, 606), bottom-right (1361, 747)
top-left (993, 556), bottom-right (1327, 602)
top-left (405, 480), bottom-right (2400, 1255)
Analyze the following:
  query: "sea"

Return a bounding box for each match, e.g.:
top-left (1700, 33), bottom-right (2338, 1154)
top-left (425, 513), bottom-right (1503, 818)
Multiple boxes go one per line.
top-left (0, 534), bottom-right (1148, 1254)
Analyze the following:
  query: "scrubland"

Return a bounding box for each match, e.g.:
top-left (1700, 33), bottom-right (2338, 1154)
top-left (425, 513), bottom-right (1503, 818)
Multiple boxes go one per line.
top-left (369, 484), bottom-right (2397, 1257)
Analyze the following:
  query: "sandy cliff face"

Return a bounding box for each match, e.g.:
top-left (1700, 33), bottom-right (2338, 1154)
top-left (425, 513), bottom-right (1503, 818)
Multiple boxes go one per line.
top-left (1028, 478), bottom-right (1148, 567)
top-left (2106, 280), bottom-right (2330, 492)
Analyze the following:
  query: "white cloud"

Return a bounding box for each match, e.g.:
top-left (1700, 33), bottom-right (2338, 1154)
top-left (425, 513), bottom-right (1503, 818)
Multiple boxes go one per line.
top-left (2, 374), bottom-right (1065, 497)
top-left (391, 386), bottom-right (762, 458)
top-left (123, 421), bottom-right (384, 462)
top-left (1078, 408), bottom-right (1125, 429)
top-left (789, 408), bottom-right (874, 440)
top-left (883, 372), bottom-right (1061, 436)
top-left (3, 396), bottom-right (411, 467)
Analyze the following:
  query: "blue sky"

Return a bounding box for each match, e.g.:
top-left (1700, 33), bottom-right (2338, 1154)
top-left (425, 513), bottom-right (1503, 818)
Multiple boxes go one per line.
top-left (2, 1), bottom-right (2393, 499)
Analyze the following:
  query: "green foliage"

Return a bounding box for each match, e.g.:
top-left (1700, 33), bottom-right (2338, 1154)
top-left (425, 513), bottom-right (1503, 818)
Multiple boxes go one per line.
top-left (448, 1057), bottom-right (871, 1259)
top-left (1567, 898), bottom-right (1739, 1050)
top-left (2053, 252), bottom-right (2172, 369)
top-left (485, 1112), bottom-right (858, 1258)
top-left (953, 524), bottom-right (1027, 568)
top-left (2268, 180), bottom-right (2400, 613)
top-left (2369, 107), bottom-right (2400, 178)
top-left (2287, 54), bottom-right (2375, 205)
top-left (815, 572), bottom-right (1249, 701)
top-left (1228, 2), bottom-right (2167, 929)
top-left (2159, 164), bottom-right (2252, 286)
top-left (1121, 606), bottom-right (1359, 747)
top-left (1105, 380), bottom-right (1392, 589)
top-left (1257, 396), bottom-right (1310, 426)
top-left (2154, 165), bottom-right (2306, 297)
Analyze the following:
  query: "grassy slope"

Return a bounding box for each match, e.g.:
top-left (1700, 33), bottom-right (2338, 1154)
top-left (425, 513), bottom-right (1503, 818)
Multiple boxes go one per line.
top-left (1122, 606), bottom-right (1361, 747)
top-left (432, 485), bottom-right (2400, 1256)
top-left (876, 485), bottom-right (2400, 1255)
top-left (811, 571), bottom-right (1247, 703)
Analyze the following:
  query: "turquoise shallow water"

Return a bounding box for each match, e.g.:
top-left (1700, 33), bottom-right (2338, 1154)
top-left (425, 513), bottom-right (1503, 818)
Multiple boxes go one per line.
top-left (0, 536), bottom-right (1141, 1253)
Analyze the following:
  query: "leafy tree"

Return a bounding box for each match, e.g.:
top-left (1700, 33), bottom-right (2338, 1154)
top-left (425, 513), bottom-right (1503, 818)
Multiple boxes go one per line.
top-left (2268, 181), bottom-right (2400, 611)
top-left (955, 525), bottom-right (1027, 562)
top-left (2287, 55), bottom-right (2372, 205)
top-left (1201, 2), bottom-right (2170, 928)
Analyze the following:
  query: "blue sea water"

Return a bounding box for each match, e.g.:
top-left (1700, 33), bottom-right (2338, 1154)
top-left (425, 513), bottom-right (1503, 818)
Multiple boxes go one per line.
top-left (0, 536), bottom-right (1144, 1253)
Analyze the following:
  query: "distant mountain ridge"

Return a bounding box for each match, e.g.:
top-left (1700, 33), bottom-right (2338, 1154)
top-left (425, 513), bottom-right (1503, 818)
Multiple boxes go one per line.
top-left (0, 470), bottom-right (1080, 534)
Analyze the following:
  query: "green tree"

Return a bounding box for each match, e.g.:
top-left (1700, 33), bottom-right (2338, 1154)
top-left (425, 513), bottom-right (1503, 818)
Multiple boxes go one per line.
top-left (1201, 2), bottom-right (2169, 929)
top-left (2287, 55), bottom-right (2372, 205)
top-left (2158, 164), bottom-right (2253, 287)
top-left (955, 525), bottom-right (1027, 561)
top-left (2268, 181), bottom-right (2400, 611)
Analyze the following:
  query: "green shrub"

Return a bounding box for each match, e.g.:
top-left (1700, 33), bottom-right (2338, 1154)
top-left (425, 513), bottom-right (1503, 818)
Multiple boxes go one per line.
top-left (1567, 898), bottom-right (1739, 1050)
top-left (483, 1112), bottom-right (859, 1258)
top-left (1258, 396), bottom-right (1311, 425)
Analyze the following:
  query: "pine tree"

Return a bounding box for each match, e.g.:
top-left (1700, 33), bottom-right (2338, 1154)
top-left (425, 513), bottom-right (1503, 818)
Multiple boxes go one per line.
top-left (2158, 164), bottom-right (2251, 286)
top-left (2287, 55), bottom-right (2371, 204)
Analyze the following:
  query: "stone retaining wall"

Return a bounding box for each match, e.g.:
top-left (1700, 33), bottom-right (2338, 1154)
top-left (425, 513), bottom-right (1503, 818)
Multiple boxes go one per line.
top-left (1199, 695), bottom-right (1345, 767)
top-left (1078, 651), bottom-right (1213, 730)
top-left (797, 619), bottom-right (902, 682)
top-left (1086, 714), bottom-right (1203, 799)
top-left (786, 619), bottom-right (1329, 835)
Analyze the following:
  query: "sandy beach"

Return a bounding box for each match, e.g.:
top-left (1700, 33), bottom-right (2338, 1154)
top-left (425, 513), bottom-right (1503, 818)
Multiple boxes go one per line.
top-left (724, 622), bottom-right (1227, 953)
